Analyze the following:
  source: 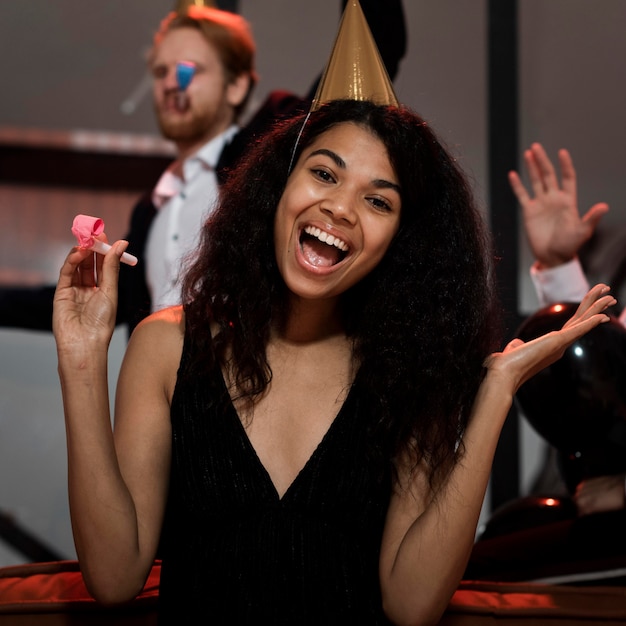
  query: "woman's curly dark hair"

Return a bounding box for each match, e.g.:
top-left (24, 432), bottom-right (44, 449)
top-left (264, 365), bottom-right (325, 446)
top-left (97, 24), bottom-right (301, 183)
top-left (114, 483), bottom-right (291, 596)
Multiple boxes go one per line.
top-left (182, 99), bottom-right (503, 488)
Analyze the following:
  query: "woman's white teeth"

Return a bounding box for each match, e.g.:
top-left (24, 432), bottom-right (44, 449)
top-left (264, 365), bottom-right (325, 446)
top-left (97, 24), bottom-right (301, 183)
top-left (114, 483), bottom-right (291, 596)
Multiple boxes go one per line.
top-left (304, 226), bottom-right (349, 252)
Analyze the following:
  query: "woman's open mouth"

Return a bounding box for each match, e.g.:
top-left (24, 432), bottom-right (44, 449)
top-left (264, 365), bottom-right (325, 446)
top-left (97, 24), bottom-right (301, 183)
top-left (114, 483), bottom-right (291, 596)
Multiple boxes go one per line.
top-left (299, 226), bottom-right (349, 268)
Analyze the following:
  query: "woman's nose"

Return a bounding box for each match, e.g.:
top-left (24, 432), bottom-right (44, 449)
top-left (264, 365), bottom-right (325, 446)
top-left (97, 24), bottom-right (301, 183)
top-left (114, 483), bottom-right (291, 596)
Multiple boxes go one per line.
top-left (320, 191), bottom-right (357, 224)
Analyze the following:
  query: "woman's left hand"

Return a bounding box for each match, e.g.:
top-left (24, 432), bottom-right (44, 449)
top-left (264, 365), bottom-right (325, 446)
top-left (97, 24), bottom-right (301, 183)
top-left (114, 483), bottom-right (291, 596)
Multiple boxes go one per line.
top-left (483, 284), bottom-right (616, 395)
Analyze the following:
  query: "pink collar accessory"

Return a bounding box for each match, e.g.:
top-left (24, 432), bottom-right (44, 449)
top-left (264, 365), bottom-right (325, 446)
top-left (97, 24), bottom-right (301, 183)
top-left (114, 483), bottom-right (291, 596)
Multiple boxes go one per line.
top-left (71, 214), bottom-right (138, 266)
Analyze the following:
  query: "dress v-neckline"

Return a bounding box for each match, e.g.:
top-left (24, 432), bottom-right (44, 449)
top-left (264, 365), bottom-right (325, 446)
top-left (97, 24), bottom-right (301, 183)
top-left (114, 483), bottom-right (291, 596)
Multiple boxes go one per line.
top-left (218, 368), bottom-right (354, 502)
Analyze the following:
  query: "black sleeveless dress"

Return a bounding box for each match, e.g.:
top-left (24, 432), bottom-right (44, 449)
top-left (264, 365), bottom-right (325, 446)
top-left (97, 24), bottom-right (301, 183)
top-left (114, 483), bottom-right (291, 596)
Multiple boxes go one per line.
top-left (157, 330), bottom-right (393, 625)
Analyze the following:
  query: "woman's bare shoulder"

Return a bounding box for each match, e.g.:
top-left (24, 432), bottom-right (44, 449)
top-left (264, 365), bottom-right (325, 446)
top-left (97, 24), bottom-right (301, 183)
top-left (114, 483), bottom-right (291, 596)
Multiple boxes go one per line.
top-left (116, 306), bottom-right (186, 403)
top-left (134, 305), bottom-right (185, 335)
top-left (126, 306), bottom-right (185, 364)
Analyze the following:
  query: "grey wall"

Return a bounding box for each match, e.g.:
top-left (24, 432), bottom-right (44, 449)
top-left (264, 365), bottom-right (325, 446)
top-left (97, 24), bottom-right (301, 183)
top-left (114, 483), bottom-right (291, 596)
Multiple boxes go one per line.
top-left (518, 2), bottom-right (626, 311)
top-left (1, 0), bottom-right (625, 565)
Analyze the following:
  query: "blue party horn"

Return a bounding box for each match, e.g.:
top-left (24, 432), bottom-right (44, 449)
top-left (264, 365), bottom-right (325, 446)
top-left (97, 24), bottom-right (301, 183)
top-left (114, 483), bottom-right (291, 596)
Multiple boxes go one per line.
top-left (176, 62), bottom-right (196, 90)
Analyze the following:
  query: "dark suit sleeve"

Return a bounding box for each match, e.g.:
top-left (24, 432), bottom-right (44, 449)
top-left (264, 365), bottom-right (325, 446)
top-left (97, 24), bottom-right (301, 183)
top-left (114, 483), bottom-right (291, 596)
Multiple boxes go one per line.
top-left (0, 285), bottom-right (56, 332)
top-left (117, 193), bottom-right (158, 338)
top-left (353, 0), bottom-right (407, 80)
top-left (216, 90), bottom-right (308, 182)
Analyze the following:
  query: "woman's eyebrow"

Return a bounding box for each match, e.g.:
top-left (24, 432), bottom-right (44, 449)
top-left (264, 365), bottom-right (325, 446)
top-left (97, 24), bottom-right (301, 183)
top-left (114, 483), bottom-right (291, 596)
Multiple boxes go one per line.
top-left (373, 179), bottom-right (401, 194)
top-left (308, 148), bottom-right (346, 169)
top-left (307, 148), bottom-right (401, 194)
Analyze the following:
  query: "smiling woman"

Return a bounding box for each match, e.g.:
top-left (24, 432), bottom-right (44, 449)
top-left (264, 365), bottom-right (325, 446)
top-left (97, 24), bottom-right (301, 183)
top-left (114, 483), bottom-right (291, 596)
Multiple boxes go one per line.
top-left (49, 95), bottom-right (617, 624)
top-left (273, 122), bottom-right (401, 300)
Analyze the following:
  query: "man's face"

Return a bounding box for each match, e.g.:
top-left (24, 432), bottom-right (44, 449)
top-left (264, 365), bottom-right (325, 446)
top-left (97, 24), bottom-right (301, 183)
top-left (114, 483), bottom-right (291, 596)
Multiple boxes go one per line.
top-left (150, 27), bottom-right (248, 148)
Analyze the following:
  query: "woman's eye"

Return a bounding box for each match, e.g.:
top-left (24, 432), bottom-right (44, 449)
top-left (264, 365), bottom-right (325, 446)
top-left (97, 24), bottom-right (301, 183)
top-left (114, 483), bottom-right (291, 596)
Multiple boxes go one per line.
top-left (368, 197), bottom-right (392, 212)
top-left (311, 168), bottom-right (335, 183)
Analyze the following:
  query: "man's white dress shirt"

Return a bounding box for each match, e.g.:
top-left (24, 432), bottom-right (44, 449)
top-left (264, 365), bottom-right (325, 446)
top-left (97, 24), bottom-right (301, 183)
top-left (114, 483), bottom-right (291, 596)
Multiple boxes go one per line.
top-left (531, 258), bottom-right (626, 325)
top-left (145, 125), bottom-right (238, 312)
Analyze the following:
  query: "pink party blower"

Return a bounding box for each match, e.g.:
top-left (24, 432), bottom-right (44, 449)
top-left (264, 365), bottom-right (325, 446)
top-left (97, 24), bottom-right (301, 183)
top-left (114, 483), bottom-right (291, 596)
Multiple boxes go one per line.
top-left (71, 214), bottom-right (138, 266)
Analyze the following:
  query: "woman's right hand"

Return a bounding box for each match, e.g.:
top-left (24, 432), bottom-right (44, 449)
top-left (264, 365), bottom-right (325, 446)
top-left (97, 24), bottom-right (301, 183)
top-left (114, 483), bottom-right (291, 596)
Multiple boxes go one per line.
top-left (52, 238), bottom-right (128, 355)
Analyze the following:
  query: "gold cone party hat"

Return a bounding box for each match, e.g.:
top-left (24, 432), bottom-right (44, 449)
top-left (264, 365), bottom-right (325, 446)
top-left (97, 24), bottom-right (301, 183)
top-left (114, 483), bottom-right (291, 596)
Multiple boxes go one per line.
top-left (174, 0), bottom-right (217, 12)
top-left (311, 0), bottom-right (399, 111)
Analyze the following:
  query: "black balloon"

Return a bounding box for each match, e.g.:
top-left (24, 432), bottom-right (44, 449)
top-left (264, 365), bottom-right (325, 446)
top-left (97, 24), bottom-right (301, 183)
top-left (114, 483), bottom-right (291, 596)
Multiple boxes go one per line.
top-left (515, 303), bottom-right (626, 485)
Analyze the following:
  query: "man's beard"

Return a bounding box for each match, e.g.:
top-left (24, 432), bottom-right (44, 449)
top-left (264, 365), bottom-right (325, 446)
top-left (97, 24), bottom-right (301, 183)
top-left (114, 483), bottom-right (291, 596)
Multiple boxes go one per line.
top-left (156, 109), bottom-right (213, 144)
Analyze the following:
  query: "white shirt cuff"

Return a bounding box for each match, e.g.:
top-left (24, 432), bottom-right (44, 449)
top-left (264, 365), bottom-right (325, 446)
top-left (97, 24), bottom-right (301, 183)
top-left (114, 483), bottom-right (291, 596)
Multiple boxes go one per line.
top-left (530, 258), bottom-right (590, 307)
